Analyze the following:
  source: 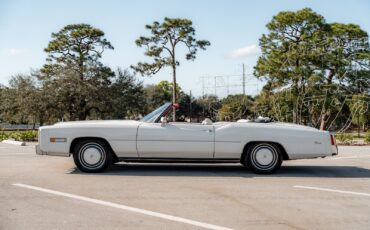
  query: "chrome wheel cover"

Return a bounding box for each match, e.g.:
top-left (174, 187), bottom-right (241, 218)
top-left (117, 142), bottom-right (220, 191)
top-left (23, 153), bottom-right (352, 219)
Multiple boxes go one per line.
top-left (78, 143), bottom-right (106, 170)
top-left (250, 144), bottom-right (278, 171)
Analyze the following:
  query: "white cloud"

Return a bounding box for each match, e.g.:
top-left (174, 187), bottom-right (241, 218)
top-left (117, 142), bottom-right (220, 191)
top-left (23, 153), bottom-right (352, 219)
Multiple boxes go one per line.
top-left (9, 48), bottom-right (26, 56)
top-left (228, 44), bottom-right (261, 59)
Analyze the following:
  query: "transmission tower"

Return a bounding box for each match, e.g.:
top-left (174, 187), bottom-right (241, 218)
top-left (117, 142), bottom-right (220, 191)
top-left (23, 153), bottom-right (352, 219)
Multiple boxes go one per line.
top-left (200, 73), bottom-right (258, 98)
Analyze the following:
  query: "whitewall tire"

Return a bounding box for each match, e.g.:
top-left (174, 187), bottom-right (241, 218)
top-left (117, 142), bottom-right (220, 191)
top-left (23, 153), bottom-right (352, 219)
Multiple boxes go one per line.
top-left (73, 139), bottom-right (112, 173)
top-left (244, 143), bottom-right (282, 174)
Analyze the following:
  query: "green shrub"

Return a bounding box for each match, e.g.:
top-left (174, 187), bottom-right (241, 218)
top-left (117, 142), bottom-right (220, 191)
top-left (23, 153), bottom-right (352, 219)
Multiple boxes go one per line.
top-left (365, 131), bottom-right (370, 143)
top-left (22, 130), bottom-right (38, 141)
top-left (335, 133), bottom-right (353, 143)
top-left (5, 130), bottom-right (38, 141)
top-left (0, 132), bottom-right (9, 141)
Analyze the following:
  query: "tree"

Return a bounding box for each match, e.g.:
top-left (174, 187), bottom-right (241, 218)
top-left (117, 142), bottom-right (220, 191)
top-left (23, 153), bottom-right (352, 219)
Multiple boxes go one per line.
top-left (195, 95), bottom-right (221, 121)
top-left (143, 80), bottom-right (182, 115)
top-left (0, 86), bottom-right (18, 124)
top-left (218, 95), bottom-right (254, 121)
top-left (132, 17), bottom-right (210, 121)
top-left (0, 74), bottom-right (47, 126)
top-left (314, 23), bottom-right (370, 130)
top-left (349, 94), bottom-right (369, 137)
top-left (107, 69), bottom-right (146, 119)
top-left (254, 8), bottom-right (370, 130)
top-left (253, 82), bottom-right (285, 121)
top-left (176, 91), bottom-right (197, 122)
top-left (254, 8), bottom-right (326, 124)
top-left (0, 84), bottom-right (4, 122)
top-left (40, 24), bottom-right (114, 120)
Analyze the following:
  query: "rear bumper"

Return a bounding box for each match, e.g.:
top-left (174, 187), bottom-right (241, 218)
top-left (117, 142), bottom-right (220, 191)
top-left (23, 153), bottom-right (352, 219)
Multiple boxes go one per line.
top-left (331, 145), bottom-right (338, 156)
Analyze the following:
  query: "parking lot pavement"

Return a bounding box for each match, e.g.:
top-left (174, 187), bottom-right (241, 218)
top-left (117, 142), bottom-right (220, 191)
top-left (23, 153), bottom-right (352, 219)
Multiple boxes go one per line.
top-left (1, 143), bottom-right (370, 230)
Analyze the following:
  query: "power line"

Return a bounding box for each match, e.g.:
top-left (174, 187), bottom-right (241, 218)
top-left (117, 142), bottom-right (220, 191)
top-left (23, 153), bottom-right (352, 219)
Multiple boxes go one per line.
top-left (200, 72), bottom-right (258, 98)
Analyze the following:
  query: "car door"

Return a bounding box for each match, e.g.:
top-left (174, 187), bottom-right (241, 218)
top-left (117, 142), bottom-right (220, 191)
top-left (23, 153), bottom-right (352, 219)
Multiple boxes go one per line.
top-left (137, 122), bottom-right (214, 158)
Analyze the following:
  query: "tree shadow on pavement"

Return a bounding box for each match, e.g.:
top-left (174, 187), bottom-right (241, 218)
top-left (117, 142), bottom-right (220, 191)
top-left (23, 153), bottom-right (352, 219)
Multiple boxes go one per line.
top-left (69, 163), bottom-right (370, 178)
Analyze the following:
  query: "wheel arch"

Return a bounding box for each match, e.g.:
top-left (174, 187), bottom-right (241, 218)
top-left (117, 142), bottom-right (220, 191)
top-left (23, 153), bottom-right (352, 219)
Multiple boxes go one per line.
top-left (241, 141), bottom-right (289, 163)
top-left (69, 137), bottom-right (119, 162)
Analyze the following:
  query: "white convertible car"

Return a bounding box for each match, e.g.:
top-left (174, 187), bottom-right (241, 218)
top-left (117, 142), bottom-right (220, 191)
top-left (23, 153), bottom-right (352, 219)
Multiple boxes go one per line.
top-left (36, 102), bottom-right (338, 174)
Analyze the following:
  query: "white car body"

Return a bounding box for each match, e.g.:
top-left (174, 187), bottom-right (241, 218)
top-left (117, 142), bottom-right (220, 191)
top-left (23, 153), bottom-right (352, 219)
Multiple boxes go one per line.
top-left (37, 120), bottom-right (338, 159)
top-left (36, 103), bottom-right (338, 173)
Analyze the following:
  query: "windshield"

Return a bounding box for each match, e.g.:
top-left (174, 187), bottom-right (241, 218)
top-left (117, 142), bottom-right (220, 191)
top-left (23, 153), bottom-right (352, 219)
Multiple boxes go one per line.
top-left (140, 102), bottom-right (171, 123)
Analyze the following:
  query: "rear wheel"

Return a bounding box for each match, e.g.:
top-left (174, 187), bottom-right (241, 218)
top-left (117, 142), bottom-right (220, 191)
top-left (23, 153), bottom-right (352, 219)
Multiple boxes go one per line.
top-left (73, 139), bottom-right (112, 173)
top-left (244, 143), bottom-right (282, 174)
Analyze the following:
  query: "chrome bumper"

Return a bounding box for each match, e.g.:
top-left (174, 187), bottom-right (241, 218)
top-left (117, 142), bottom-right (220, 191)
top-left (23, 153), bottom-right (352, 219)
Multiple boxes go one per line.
top-left (35, 145), bottom-right (44, 155)
top-left (35, 144), bottom-right (70, 157)
top-left (331, 145), bottom-right (338, 156)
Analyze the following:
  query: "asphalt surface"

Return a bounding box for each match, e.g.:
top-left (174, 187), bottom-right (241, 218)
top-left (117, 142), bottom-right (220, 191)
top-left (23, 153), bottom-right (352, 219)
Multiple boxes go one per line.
top-left (1, 143), bottom-right (370, 230)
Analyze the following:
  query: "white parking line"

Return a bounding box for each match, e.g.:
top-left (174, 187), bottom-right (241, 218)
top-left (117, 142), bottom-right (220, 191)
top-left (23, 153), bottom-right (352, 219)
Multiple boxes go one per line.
top-left (13, 183), bottom-right (233, 230)
top-left (294, 185), bottom-right (370, 197)
top-left (329, 155), bottom-right (370, 160)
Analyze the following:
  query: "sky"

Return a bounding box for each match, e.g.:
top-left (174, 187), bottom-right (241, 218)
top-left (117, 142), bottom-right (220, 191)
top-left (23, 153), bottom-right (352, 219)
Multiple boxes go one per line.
top-left (1, 0), bottom-right (370, 97)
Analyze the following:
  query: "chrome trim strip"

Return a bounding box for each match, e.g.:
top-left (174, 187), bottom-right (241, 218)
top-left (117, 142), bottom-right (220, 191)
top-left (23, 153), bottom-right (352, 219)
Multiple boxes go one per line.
top-left (109, 138), bottom-right (241, 143)
top-left (109, 139), bottom-right (136, 141)
top-left (118, 157), bottom-right (240, 163)
top-left (137, 140), bottom-right (241, 143)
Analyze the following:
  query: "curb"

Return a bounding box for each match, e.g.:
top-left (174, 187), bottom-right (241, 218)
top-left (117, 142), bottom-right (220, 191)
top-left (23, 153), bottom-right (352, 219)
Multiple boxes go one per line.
top-left (2, 139), bottom-right (26, 146)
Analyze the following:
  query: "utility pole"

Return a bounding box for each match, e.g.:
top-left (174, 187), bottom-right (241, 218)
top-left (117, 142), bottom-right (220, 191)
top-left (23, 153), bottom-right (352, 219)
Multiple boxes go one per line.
top-left (242, 64), bottom-right (245, 95)
top-left (189, 90), bottom-right (192, 122)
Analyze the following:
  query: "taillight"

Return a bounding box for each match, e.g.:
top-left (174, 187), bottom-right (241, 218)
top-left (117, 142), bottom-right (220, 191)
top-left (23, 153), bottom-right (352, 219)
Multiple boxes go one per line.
top-left (330, 134), bottom-right (335, 145)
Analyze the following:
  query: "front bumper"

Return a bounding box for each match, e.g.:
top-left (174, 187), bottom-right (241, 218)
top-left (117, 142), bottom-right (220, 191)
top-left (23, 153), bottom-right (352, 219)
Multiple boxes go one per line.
top-left (35, 144), bottom-right (70, 157)
top-left (35, 145), bottom-right (45, 155)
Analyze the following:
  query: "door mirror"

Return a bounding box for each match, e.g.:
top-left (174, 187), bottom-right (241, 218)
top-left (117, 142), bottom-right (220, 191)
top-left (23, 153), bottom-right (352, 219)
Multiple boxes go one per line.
top-left (160, 116), bottom-right (168, 125)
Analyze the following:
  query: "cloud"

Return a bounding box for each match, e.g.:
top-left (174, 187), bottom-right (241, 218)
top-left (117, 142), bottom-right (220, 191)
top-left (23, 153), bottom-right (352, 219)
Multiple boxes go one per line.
top-left (228, 44), bottom-right (261, 59)
top-left (9, 48), bottom-right (26, 56)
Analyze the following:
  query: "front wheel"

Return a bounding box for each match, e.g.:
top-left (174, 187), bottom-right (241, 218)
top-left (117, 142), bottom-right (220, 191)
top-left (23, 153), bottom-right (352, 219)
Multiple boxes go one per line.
top-left (244, 143), bottom-right (282, 174)
top-left (73, 139), bottom-right (112, 173)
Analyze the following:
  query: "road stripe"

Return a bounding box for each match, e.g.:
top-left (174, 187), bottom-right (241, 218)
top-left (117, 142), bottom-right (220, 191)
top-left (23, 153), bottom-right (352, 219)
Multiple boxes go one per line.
top-left (294, 185), bottom-right (370, 197)
top-left (329, 155), bottom-right (370, 160)
top-left (12, 183), bottom-right (233, 230)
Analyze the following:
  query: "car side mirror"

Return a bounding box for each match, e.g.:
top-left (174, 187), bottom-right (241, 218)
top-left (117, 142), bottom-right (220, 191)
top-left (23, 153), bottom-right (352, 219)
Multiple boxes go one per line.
top-left (160, 117), bottom-right (168, 126)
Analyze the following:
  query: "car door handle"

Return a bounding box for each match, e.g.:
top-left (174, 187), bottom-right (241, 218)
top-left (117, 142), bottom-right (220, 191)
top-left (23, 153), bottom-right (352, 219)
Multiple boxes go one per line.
top-left (201, 129), bottom-right (213, 133)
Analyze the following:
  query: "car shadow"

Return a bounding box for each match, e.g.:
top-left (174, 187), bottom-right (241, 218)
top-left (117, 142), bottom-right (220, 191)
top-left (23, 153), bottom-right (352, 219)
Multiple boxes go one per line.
top-left (68, 163), bottom-right (370, 178)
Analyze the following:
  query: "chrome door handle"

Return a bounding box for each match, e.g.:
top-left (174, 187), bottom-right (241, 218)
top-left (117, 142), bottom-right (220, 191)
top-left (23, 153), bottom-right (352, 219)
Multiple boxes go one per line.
top-left (201, 129), bottom-right (212, 132)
